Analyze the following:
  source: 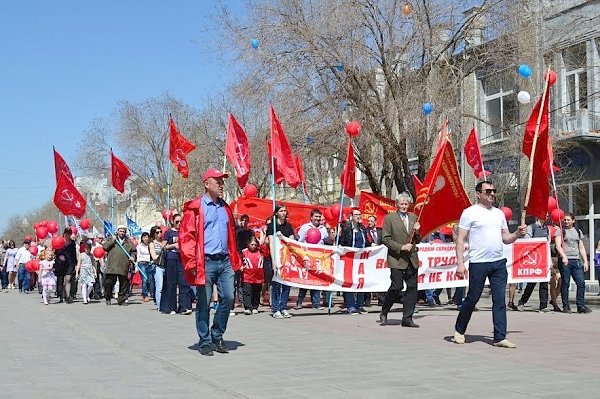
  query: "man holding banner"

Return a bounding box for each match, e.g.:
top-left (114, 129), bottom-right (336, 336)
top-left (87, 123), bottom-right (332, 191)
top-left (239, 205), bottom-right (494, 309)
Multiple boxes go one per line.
top-left (453, 181), bottom-right (526, 348)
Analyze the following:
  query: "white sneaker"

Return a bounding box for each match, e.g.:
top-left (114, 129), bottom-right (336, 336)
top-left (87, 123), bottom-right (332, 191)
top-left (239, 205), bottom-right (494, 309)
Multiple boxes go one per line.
top-left (272, 311), bottom-right (284, 319)
top-left (244, 309), bottom-right (252, 315)
top-left (169, 311), bottom-right (176, 315)
top-left (493, 339), bottom-right (516, 348)
top-left (252, 309), bottom-right (259, 314)
top-left (281, 310), bottom-right (292, 318)
top-left (452, 331), bottom-right (465, 344)
top-left (230, 310), bottom-right (236, 317)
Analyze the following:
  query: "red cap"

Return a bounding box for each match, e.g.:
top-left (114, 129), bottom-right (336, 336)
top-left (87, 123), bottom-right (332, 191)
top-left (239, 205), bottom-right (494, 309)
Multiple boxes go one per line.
top-left (202, 168), bottom-right (229, 182)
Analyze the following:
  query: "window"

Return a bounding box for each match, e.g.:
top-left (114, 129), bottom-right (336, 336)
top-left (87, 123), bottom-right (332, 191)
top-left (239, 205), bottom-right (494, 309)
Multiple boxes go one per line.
top-left (572, 183), bottom-right (589, 216)
top-left (562, 43), bottom-right (587, 116)
top-left (480, 74), bottom-right (517, 143)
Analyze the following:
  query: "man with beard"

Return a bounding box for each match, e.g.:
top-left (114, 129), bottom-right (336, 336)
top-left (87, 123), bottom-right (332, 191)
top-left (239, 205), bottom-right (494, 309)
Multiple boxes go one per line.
top-left (103, 225), bottom-right (135, 306)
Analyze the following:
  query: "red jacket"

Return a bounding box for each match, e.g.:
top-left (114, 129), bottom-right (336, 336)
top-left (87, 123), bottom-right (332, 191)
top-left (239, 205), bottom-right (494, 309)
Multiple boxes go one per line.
top-left (179, 194), bottom-right (241, 286)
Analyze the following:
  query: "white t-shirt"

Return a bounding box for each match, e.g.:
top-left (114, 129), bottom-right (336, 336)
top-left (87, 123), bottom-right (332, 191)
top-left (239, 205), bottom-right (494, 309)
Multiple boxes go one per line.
top-left (459, 204), bottom-right (507, 263)
top-left (136, 243), bottom-right (151, 263)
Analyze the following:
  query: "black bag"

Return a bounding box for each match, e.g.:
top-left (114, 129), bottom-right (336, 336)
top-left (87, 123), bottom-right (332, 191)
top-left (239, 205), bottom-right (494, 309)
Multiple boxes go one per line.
top-left (155, 251), bottom-right (166, 268)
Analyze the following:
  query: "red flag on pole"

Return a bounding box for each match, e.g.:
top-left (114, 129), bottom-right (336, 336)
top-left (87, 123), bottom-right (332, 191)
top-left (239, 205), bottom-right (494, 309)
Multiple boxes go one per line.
top-left (463, 125), bottom-right (491, 179)
top-left (548, 136), bottom-right (560, 173)
top-left (169, 117), bottom-right (196, 178)
top-left (266, 139), bottom-right (284, 185)
top-left (53, 147), bottom-right (74, 184)
top-left (340, 140), bottom-right (356, 198)
top-left (522, 91), bottom-right (551, 219)
top-left (225, 113), bottom-right (251, 188)
top-left (412, 174), bottom-right (423, 194)
top-left (269, 105), bottom-right (300, 188)
top-left (110, 150), bottom-right (131, 194)
top-left (436, 117), bottom-right (450, 150)
top-left (414, 140), bottom-right (472, 236)
top-left (54, 172), bottom-right (87, 218)
top-left (296, 153), bottom-right (307, 195)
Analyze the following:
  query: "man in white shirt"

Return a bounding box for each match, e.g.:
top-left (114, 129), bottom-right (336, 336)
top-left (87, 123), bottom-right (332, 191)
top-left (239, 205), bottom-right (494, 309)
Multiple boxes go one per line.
top-left (453, 181), bottom-right (526, 348)
top-left (295, 209), bottom-right (327, 310)
top-left (15, 240), bottom-right (33, 293)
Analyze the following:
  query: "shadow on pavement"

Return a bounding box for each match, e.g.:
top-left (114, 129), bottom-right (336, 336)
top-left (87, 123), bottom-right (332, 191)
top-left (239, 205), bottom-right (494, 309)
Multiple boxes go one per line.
top-left (188, 341), bottom-right (246, 352)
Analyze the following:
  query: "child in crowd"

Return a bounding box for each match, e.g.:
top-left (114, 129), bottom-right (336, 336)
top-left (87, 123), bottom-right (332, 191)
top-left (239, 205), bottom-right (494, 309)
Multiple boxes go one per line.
top-left (39, 249), bottom-right (57, 305)
top-left (76, 241), bottom-right (97, 304)
top-left (242, 236), bottom-right (264, 315)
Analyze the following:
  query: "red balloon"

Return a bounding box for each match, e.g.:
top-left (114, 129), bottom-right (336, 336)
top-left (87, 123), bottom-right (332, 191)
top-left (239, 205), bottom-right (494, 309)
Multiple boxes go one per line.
top-left (40, 220), bottom-right (48, 227)
top-left (500, 206), bottom-right (513, 221)
top-left (34, 222), bottom-right (41, 230)
top-left (162, 209), bottom-right (175, 221)
top-left (36, 227), bottom-right (48, 240)
top-left (24, 235), bottom-right (33, 242)
top-left (243, 184), bottom-right (258, 197)
top-left (47, 221), bottom-right (59, 234)
top-left (93, 246), bottom-right (105, 259)
top-left (323, 208), bottom-right (333, 221)
top-left (329, 204), bottom-right (342, 220)
top-left (547, 197), bottom-right (558, 212)
top-left (80, 218), bottom-right (91, 230)
top-left (70, 226), bottom-right (78, 236)
top-left (52, 235), bottom-right (66, 250)
top-left (345, 121), bottom-right (361, 138)
top-left (29, 245), bottom-right (38, 256)
top-left (25, 259), bottom-right (40, 273)
top-left (305, 227), bottom-right (322, 244)
top-left (545, 69), bottom-right (557, 86)
top-left (551, 208), bottom-right (565, 224)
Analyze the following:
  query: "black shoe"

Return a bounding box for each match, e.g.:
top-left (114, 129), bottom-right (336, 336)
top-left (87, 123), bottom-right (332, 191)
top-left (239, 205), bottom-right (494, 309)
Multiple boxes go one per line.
top-left (118, 301), bottom-right (128, 306)
top-left (507, 302), bottom-right (518, 311)
top-left (401, 319), bottom-right (420, 328)
top-left (563, 306), bottom-right (572, 313)
top-left (552, 304), bottom-right (562, 312)
top-left (66, 297), bottom-right (74, 304)
top-left (434, 297), bottom-right (442, 306)
top-left (577, 306), bottom-right (592, 314)
top-left (214, 338), bottom-right (229, 354)
top-left (106, 299), bottom-right (112, 306)
top-left (379, 313), bottom-right (387, 326)
top-left (199, 345), bottom-right (214, 356)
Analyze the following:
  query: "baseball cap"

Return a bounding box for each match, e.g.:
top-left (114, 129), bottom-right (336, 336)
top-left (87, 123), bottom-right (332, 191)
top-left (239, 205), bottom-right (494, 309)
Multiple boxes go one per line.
top-left (202, 168), bottom-right (229, 182)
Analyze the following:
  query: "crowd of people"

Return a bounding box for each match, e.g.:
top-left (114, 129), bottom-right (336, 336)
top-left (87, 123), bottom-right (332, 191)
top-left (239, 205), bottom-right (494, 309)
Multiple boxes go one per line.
top-left (1, 175), bottom-right (598, 354)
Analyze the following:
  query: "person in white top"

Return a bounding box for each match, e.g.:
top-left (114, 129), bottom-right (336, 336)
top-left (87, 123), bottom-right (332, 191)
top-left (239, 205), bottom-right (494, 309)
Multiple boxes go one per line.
top-left (452, 181), bottom-right (526, 348)
top-left (15, 240), bottom-right (33, 293)
top-left (136, 232), bottom-right (155, 303)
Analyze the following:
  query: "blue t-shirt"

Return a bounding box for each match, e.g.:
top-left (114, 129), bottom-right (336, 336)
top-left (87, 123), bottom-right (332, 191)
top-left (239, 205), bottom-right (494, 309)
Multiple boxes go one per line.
top-left (164, 228), bottom-right (180, 260)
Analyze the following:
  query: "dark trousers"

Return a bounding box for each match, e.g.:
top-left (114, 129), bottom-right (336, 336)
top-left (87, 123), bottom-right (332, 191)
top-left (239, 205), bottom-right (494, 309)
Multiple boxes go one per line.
top-left (164, 258), bottom-right (191, 313)
top-left (70, 274), bottom-right (78, 298)
top-left (455, 259), bottom-right (507, 342)
top-left (104, 274), bottom-right (128, 304)
top-left (242, 282), bottom-right (262, 310)
top-left (560, 259), bottom-right (586, 309)
top-left (1, 268), bottom-right (8, 289)
top-left (233, 270), bottom-right (243, 309)
top-left (518, 282), bottom-right (549, 308)
top-left (381, 266), bottom-right (417, 322)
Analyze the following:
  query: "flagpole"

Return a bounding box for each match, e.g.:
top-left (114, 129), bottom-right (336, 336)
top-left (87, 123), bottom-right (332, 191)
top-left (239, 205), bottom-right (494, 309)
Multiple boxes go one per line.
top-left (270, 118), bottom-right (280, 314)
top-left (521, 65), bottom-right (552, 226)
top-left (476, 124), bottom-right (488, 182)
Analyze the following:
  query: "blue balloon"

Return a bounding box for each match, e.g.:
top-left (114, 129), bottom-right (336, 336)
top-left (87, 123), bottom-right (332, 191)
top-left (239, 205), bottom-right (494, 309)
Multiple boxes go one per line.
top-left (251, 38), bottom-right (260, 49)
top-left (518, 64), bottom-right (532, 78)
top-left (422, 102), bottom-right (433, 115)
top-left (335, 63), bottom-right (345, 72)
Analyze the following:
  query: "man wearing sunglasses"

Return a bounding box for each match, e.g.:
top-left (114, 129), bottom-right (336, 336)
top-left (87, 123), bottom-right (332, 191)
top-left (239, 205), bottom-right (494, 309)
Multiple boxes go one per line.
top-left (452, 181), bottom-right (526, 348)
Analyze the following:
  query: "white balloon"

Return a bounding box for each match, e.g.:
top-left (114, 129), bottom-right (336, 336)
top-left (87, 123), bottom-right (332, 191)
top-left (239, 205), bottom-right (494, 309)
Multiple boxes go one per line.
top-left (517, 91), bottom-right (531, 104)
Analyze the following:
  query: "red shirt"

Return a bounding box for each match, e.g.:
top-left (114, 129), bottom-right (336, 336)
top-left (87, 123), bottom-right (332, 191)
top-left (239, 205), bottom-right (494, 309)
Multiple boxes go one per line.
top-left (241, 248), bottom-right (264, 284)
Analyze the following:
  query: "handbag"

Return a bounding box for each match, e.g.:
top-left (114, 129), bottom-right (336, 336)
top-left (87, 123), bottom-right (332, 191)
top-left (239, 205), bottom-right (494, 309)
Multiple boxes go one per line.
top-left (155, 250), bottom-right (166, 268)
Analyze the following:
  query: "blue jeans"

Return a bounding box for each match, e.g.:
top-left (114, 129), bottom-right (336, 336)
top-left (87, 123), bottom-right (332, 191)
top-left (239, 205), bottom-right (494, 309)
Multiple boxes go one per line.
top-left (17, 264), bottom-right (30, 292)
top-left (455, 259), bottom-right (508, 342)
top-left (1, 267), bottom-right (8, 289)
top-left (344, 292), bottom-right (364, 311)
top-left (297, 288), bottom-right (321, 308)
top-left (560, 259), bottom-right (586, 309)
top-left (453, 287), bottom-right (465, 307)
top-left (154, 266), bottom-right (164, 309)
top-left (139, 262), bottom-right (155, 298)
top-left (195, 257), bottom-right (235, 347)
top-left (163, 257), bottom-right (191, 313)
top-left (271, 280), bottom-right (291, 313)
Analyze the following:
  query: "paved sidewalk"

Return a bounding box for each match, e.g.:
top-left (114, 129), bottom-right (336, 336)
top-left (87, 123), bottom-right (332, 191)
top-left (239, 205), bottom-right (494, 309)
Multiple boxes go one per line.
top-left (1, 288), bottom-right (599, 399)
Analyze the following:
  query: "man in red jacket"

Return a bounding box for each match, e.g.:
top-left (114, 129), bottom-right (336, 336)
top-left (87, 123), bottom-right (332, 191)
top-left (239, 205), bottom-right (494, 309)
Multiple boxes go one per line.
top-left (179, 168), bottom-right (241, 356)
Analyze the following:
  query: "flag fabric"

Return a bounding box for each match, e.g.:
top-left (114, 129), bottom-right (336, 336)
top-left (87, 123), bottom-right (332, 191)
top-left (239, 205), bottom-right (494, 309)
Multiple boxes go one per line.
top-left (269, 105), bottom-right (300, 188)
top-left (436, 118), bottom-right (450, 150)
top-left (296, 153), bottom-right (307, 194)
top-left (225, 113), bottom-right (251, 188)
top-left (522, 90), bottom-right (552, 219)
top-left (125, 214), bottom-right (143, 237)
top-left (111, 151), bottom-right (131, 194)
top-left (463, 126), bottom-right (491, 179)
top-left (340, 140), bottom-right (356, 198)
top-left (412, 174), bottom-right (423, 194)
top-left (266, 139), bottom-right (284, 185)
top-left (358, 191), bottom-right (396, 228)
top-left (53, 147), bottom-right (74, 183)
top-left (54, 172), bottom-right (87, 218)
top-left (103, 220), bottom-right (115, 238)
top-left (414, 140), bottom-right (472, 236)
top-left (169, 117), bottom-right (197, 178)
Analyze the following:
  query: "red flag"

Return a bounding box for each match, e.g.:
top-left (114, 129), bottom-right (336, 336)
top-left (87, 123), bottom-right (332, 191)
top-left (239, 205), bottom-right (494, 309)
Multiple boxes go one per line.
top-left (522, 91), bottom-right (551, 219)
top-left (412, 174), bottom-right (423, 194)
top-left (296, 153), bottom-right (307, 194)
top-left (359, 191), bottom-right (396, 228)
top-left (548, 136), bottom-right (560, 173)
top-left (269, 105), bottom-right (300, 188)
top-left (111, 151), bottom-right (131, 194)
top-left (54, 172), bottom-right (87, 218)
top-left (169, 117), bottom-right (196, 178)
top-left (463, 126), bottom-right (491, 179)
top-left (340, 140), bottom-right (356, 198)
top-left (225, 113), bottom-right (251, 188)
top-left (53, 147), bottom-right (74, 183)
top-left (436, 117), bottom-right (450, 150)
top-left (266, 139), bottom-right (284, 185)
top-left (414, 140), bottom-right (472, 236)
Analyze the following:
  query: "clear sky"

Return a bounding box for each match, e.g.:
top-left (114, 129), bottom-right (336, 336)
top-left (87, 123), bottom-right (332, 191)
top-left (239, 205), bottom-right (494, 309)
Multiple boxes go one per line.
top-left (0, 0), bottom-right (245, 232)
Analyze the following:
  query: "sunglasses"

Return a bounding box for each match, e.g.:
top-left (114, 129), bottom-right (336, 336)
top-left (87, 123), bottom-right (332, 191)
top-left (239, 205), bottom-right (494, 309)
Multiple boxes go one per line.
top-left (174, 220), bottom-right (181, 224)
top-left (155, 230), bottom-right (162, 234)
top-left (477, 189), bottom-right (497, 194)
top-left (352, 213), bottom-right (362, 216)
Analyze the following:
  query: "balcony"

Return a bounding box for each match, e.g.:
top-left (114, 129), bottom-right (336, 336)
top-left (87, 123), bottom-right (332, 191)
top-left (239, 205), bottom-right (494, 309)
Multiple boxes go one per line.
top-left (555, 109), bottom-right (600, 141)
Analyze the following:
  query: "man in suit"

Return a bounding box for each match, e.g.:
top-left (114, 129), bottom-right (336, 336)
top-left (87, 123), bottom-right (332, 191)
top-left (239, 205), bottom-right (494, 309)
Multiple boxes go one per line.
top-left (365, 216), bottom-right (382, 246)
top-left (380, 192), bottom-right (421, 327)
